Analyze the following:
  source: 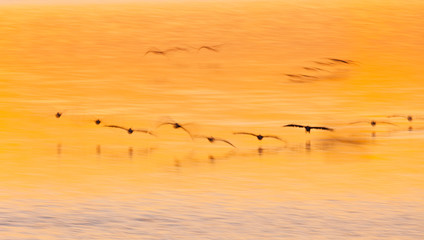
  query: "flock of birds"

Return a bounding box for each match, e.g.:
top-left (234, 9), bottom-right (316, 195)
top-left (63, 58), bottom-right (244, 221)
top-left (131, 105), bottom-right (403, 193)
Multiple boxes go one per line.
top-left (144, 45), bottom-right (222, 56)
top-left (55, 112), bottom-right (420, 150)
top-left (52, 49), bottom-right (418, 156)
top-left (285, 58), bottom-right (356, 83)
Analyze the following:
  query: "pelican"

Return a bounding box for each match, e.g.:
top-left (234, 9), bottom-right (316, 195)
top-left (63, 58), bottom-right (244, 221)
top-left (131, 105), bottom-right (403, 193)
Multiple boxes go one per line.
top-left (104, 125), bottom-right (155, 135)
top-left (233, 132), bottom-right (284, 141)
top-left (198, 44), bottom-right (222, 52)
top-left (157, 122), bottom-right (193, 138)
top-left (283, 124), bottom-right (334, 133)
top-left (194, 135), bottom-right (236, 148)
top-left (349, 120), bottom-right (397, 127)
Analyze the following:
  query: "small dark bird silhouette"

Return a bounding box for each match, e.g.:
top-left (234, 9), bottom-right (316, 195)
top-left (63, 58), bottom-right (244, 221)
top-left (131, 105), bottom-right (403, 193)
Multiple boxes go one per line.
top-left (233, 132), bottom-right (284, 141)
top-left (303, 67), bottom-right (327, 72)
top-left (313, 61), bottom-right (336, 66)
top-left (94, 119), bottom-right (101, 125)
top-left (198, 45), bottom-right (222, 52)
top-left (194, 135), bottom-right (236, 148)
top-left (285, 74), bottom-right (302, 78)
top-left (300, 74), bottom-right (318, 79)
top-left (349, 120), bottom-right (397, 127)
top-left (104, 125), bottom-right (155, 135)
top-left (157, 122), bottom-right (193, 138)
top-left (145, 47), bottom-right (188, 56)
top-left (327, 58), bottom-right (355, 64)
top-left (55, 112), bottom-right (62, 118)
top-left (283, 124), bottom-right (334, 133)
top-left (387, 115), bottom-right (420, 122)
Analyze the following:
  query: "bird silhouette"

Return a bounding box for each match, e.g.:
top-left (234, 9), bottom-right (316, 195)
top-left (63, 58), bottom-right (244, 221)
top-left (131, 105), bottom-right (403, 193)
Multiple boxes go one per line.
top-left (157, 122), bottom-right (193, 138)
top-left (303, 67), bottom-right (327, 72)
top-left (55, 112), bottom-right (62, 118)
top-left (327, 58), bottom-right (355, 64)
top-left (104, 125), bottom-right (155, 135)
top-left (283, 124), bottom-right (334, 133)
top-left (198, 44), bottom-right (222, 52)
top-left (349, 120), bottom-right (397, 127)
top-left (387, 115), bottom-right (422, 122)
top-left (94, 119), bottom-right (101, 125)
top-left (145, 47), bottom-right (188, 56)
top-left (194, 135), bottom-right (236, 148)
top-left (233, 132), bottom-right (284, 141)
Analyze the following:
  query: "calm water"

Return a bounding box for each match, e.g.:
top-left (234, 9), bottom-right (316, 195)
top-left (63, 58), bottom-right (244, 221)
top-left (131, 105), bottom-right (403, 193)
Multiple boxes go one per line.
top-left (1, 0), bottom-right (424, 239)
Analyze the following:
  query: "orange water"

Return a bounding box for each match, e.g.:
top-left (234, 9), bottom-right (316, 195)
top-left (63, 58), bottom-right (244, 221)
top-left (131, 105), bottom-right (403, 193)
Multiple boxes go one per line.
top-left (1, 1), bottom-right (424, 239)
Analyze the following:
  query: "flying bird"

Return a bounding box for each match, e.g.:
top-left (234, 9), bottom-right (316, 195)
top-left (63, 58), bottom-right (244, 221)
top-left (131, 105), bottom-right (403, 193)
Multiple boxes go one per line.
top-left (94, 119), bottom-right (101, 125)
top-left (55, 112), bottom-right (62, 118)
top-left (145, 47), bottom-right (189, 56)
top-left (104, 125), bottom-right (155, 135)
top-left (283, 124), bottom-right (334, 133)
top-left (387, 115), bottom-right (422, 122)
top-left (233, 132), bottom-right (284, 141)
top-left (198, 44), bottom-right (222, 52)
top-left (303, 67), bottom-right (327, 72)
top-left (194, 135), bottom-right (236, 148)
top-left (327, 58), bottom-right (355, 64)
top-left (349, 120), bottom-right (397, 127)
top-left (157, 122), bottom-right (193, 138)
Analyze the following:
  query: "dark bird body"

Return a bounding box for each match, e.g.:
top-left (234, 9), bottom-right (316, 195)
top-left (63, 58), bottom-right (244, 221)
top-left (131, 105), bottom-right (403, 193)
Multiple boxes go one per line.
top-left (195, 135), bottom-right (236, 148)
top-left (95, 119), bottom-right (101, 125)
top-left (349, 120), bottom-right (397, 127)
top-left (388, 115), bottom-right (418, 122)
top-left (55, 112), bottom-right (62, 118)
top-left (157, 122), bottom-right (193, 138)
top-left (104, 125), bottom-right (155, 135)
top-left (233, 132), bottom-right (284, 141)
top-left (283, 124), bottom-right (334, 133)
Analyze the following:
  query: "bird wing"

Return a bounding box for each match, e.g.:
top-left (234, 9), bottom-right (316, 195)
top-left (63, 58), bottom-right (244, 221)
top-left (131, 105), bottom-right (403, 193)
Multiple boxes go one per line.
top-left (262, 135), bottom-right (285, 141)
top-left (283, 124), bottom-right (305, 128)
top-left (376, 121), bottom-right (398, 126)
top-left (133, 129), bottom-right (156, 136)
top-left (198, 46), bottom-right (219, 52)
top-left (311, 126), bottom-right (334, 131)
top-left (156, 122), bottom-right (175, 128)
top-left (233, 132), bottom-right (257, 137)
top-left (193, 135), bottom-right (207, 139)
top-left (104, 125), bottom-right (128, 130)
top-left (348, 121), bottom-right (367, 125)
top-left (387, 115), bottom-right (406, 119)
top-left (178, 125), bottom-right (194, 139)
top-left (164, 47), bottom-right (188, 53)
top-left (214, 138), bottom-right (237, 148)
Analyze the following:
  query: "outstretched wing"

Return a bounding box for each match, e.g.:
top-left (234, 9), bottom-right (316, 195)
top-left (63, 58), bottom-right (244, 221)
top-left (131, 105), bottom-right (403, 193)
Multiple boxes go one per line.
top-left (348, 121), bottom-right (367, 125)
top-left (133, 129), bottom-right (156, 136)
top-left (311, 126), bottom-right (334, 131)
top-left (262, 135), bottom-right (285, 142)
top-left (283, 124), bottom-right (305, 128)
top-left (387, 115), bottom-right (407, 119)
top-left (156, 122), bottom-right (175, 128)
top-left (198, 46), bottom-right (219, 52)
top-left (193, 135), bottom-right (207, 139)
top-left (233, 132), bottom-right (258, 137)
top-left (376, 121), bottom-right (398, 126)
top-left (164, 47), bottom-right (189, 53)
top-left (215, 138), bottom-right (237, 148)
top-left (104, 125), bottom-right (128, 131)
top-left (178, 125), bottom-right (193, 139)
